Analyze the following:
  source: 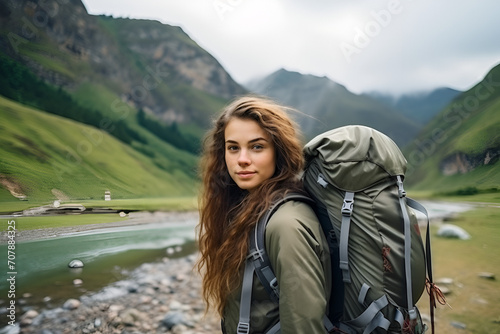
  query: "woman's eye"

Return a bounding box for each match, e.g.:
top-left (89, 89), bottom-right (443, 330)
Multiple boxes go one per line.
top-left (227, 145), bottom-right (239, 151)
top-left (252, 144), bottom-right (264, 150)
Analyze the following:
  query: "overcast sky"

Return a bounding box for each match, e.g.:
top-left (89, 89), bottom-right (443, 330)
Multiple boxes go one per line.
top-left (81, 0), bottom-right (500, 96)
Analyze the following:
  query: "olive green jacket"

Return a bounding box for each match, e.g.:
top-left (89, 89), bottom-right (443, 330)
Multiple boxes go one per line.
top-left (222, 200), bottom-right (331, 333)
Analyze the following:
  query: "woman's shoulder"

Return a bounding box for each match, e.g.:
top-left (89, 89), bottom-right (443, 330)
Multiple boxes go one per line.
top-left (266, 199), bottom-right (319, 234)
top-left (265, 199), bottom-right (327, 263)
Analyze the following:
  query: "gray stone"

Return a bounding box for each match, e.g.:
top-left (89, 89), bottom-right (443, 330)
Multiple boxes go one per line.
top-left (119, 308), bottom-right (145, 326)
top-left (437, 224), bottom-right (471, 240)
top-left (68, 259), bottom-right (84, 268)
top-left (63, 298), bottom-right (81, 310)
top-left (478, 272), bottom-right (495, 280)
top-left (161, 311), bottom-right (186, 330)
top-left (435, 277), bottom-right (454, 285)
top-left (172, 324), bottom-right (189, 334)
top-left (22, 309), bottom-right (39, 319)
top-left (440, 286), bottom-right (452, 295)
top-left (450, 321), bottom-right (467, 329)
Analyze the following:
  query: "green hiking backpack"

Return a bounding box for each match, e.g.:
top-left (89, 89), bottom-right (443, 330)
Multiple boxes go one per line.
top-left (238, 125), bottom-right (437, 334)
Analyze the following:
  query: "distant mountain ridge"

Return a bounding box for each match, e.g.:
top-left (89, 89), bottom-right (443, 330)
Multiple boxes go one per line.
top-left (366, 88), bottom-right (462, 124)
top-left (246, 68), bottom-right (421, 146)
top-left (247, 67), bottom-right (500, 193)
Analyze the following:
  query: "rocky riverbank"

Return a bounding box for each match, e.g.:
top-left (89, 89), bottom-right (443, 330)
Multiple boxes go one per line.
top-left (12, 254), bottom-right (220, 334)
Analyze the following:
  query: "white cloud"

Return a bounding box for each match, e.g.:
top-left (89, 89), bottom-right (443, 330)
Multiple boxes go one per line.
top-left (82, 0), bottom-right (500, 95)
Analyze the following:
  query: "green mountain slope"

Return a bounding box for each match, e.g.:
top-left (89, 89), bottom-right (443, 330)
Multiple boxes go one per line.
top-left (0, 96), bottom-right (198, 201)
top-left (246, 69), bottom-right (420, 146)
top-left (404, 63), bottom-right (500, 192)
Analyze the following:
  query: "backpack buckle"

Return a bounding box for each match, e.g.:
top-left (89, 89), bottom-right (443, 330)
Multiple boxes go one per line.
top-left (317, 173), bottom-right (329, 188)
top-left (269, 277), bottom-right (279, 291)
top-left (341, 199), bottom-right (353, 216)
top-left (396, 176), bottom-right (406, 198)
top-left (247, 248), bottom-right (265, 262)
top-left (237, 321), bottom-right (250, 334)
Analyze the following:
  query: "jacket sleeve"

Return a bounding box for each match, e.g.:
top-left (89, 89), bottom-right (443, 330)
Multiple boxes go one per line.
top-left (265, 200), bottom-right (329, 334)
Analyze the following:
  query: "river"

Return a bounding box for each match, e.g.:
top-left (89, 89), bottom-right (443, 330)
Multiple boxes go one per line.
top-left (412, 199), bottom-right (475, 221)
top-left (0, 214), bottom-right (198, 327)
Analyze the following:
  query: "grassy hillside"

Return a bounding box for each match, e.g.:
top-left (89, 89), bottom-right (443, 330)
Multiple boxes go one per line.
top-left (404, 63), bottom-right (500, 192)
top-left (0, 96), bottom-right (199, 203)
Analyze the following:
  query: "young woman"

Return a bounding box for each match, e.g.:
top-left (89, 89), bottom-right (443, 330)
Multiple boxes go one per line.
top-left (196, 96), bottom-right (330, 333)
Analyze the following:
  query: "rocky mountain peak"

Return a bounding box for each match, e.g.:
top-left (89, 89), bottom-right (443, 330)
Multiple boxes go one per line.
top-left (0, 0), bottom-right (245, 127)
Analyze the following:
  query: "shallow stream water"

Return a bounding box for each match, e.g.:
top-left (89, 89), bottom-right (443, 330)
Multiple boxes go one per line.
top-left (0, 216), bottom-right (198, 327)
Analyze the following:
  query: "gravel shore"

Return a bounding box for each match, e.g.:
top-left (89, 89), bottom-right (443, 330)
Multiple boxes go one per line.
top-left (14, 255), bottom-right (220, 334)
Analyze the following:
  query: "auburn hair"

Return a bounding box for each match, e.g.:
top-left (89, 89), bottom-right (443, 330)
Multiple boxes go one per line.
top-left (196, 95), bottom-right (305, 316)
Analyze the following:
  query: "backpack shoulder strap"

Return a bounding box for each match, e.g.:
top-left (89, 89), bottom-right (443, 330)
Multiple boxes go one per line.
top-left (339, 191), bottom-right (355, 283)
top-left (238, 193), bottom-right (316, 334)
top-left (250, 193), bottom-right (314, 301)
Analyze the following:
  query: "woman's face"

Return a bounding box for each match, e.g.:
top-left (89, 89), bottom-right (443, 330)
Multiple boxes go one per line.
top-left (224, 118), bottom-right (276, 192)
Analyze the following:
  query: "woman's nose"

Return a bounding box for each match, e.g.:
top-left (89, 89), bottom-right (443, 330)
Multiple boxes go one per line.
top-left (238, 149), bottom-right (251, 165)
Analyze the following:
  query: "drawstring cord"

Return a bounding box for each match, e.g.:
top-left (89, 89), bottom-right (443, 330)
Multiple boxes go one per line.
top-left (426, 278), bottom-right (452, 334)
top-left (426, 278), bottom-right (450, 308)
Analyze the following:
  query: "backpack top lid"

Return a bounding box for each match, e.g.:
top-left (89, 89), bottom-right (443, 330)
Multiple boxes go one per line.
top-left (303, 125), bottom-right (407, 192)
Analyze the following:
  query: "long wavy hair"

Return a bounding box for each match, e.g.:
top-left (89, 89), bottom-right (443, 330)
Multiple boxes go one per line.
top-left (196, 95), bottom-right (305, 316)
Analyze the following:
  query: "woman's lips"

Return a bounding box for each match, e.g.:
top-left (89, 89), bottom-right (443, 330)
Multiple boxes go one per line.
top-left (237, 171), bottom-right (256, 179)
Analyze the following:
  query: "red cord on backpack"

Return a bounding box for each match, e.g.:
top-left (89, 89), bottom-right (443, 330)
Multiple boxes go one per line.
top-left (426, 278), bottom-right (450, 334)
top-left (402, 317), bottom-right (416, 334)
top-left (426, 279), bottom-right (448, 307)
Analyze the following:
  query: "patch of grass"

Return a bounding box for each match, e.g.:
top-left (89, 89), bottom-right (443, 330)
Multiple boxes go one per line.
top-left (0, 199), bottom-right (48, 214)
top-left (18, 41), bottom-right (82, 80)
top-left (75, 196), bottom-right (198, 212)
top-left (71, 82), bottom-right (127, 121)
top-left (436, 187), bottom-right (499, 197)
top-left (417, 205), bottom-right (500, 334)
top-left (1, 214), bottom-right (129, 231)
